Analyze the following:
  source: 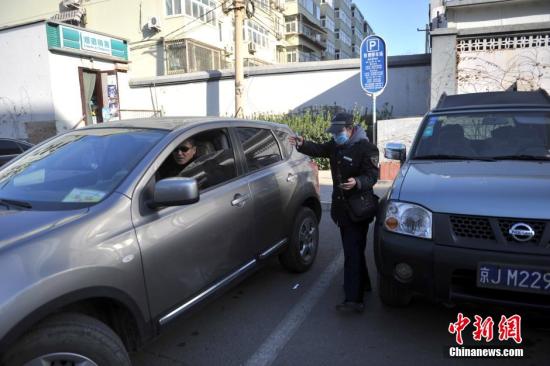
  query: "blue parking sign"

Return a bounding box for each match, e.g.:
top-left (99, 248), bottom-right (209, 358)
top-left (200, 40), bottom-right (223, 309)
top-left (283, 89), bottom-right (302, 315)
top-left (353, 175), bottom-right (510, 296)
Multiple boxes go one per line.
top-left (360, 35), bottom-right (387, 95)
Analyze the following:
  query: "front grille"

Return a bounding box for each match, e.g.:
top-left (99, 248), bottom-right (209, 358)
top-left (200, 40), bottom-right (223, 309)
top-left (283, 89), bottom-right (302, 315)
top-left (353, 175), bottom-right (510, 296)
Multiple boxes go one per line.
top-left (450, 216), bottom-right (495, 240)
top-left (498, 219), bottom-right (545, 244)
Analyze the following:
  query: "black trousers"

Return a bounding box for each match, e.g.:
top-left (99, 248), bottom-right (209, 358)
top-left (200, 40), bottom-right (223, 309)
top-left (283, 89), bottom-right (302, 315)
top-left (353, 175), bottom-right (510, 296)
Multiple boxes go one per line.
top-left (339, 221), bottom-right (370, 303)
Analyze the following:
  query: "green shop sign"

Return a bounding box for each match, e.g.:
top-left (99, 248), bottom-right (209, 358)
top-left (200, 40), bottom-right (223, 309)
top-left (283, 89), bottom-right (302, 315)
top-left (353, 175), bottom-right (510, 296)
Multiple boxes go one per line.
top-left (46, 23), bottom-right (128, 61)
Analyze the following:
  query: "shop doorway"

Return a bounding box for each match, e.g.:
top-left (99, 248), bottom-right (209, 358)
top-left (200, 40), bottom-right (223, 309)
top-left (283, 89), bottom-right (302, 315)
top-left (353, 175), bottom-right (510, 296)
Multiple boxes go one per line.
top-left (79, 68), bottom-right (120, 125)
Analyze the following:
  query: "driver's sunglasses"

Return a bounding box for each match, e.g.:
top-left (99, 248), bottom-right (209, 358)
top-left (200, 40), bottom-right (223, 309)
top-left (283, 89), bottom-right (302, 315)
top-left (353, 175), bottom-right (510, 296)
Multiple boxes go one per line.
top-left (176, 145), bottom-right (193, 153)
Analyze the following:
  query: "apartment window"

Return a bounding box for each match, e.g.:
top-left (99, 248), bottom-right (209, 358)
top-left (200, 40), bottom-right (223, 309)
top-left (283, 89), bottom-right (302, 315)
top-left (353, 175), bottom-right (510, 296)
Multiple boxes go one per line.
top-left (334, 8), bottom-right (339, 18)
top-left (339, 11), bottom-right (351, 28)
top-left (335, 28), bottom-right (339, 39)
top-left (165, 39), bottom-right (223, 74)
top-left (339, 31), bottom-right (351, 47)
top-left (320, 16), bottom-right (335, 32)
top-left (287, 51), bottom-right (297, 62)
top-left (286, 19), bottom-right (297, 33)
top-left (335, 49), bottom-right (340, 59)
top-left (326, 39), bottom-right (335, 55)
top-left (244, 20), bottom-right (269, 48)
top-left (165, 0), bottom-right (217, 25)
top-left (299, 0), bottom-right (320, 20)
top-left (257, 0), bottom-right (269, 10)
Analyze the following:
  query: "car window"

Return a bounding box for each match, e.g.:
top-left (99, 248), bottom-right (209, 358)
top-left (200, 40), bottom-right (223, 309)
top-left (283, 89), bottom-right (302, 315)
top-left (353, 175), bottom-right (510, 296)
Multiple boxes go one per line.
top-left (235, 127), bottom-right (282, 172)
top-left (157, 128), bottom-right (237, 191)
top-left (414, 112), bottom-right (550, 158)
top-left (0, 128), bottom-right (166, 210)
top-left (273, 129), bottom-right (293, 159)
top-left (17, 142), bottom-right (33, 151)
top-left (0, 140), bottom-right (22, 155)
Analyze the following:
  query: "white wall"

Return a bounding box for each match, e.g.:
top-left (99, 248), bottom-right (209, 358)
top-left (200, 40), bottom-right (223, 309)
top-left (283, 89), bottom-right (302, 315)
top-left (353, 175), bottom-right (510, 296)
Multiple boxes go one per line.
top-left (120, 57), bottom-right (431, 119)
top-left (48, 55), bottom-right (117, 133)
top-left (0, 22), bottom-right (54, 139)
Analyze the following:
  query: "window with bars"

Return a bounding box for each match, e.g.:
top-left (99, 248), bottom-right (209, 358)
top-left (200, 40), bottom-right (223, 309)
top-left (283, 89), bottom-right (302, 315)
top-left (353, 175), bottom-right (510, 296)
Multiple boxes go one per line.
top-left (165, 39), bottom-right (223, 74)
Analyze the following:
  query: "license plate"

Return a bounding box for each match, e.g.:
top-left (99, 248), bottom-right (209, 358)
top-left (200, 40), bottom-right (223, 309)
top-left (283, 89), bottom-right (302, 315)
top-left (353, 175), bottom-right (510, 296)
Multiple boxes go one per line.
top-left (477, 263), bottom-right (550, 294)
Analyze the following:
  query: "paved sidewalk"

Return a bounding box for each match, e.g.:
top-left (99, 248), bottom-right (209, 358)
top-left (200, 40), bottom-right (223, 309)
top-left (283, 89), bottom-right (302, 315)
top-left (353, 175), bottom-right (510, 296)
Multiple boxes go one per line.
top-left (318, 170), bottom-right (393, 210)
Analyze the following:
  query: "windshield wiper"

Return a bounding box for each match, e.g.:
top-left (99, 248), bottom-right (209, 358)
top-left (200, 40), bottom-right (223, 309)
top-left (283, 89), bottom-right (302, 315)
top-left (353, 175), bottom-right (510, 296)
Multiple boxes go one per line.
top-left (413, 154), bottom-right (495, 161)
top-left (0, 198), bottom-right (32, 209)
top-left (491, 155), bottom-right (550, 161)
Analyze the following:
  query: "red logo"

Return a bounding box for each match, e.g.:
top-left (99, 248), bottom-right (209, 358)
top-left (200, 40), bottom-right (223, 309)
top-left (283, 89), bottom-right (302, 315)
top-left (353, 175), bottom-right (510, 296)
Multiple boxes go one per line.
top-left (449, 313), bottom-right (522, 345)
top-left (472, 315), bottom-right (494, 342)
top-left (498, 315), bottom-right (523, 344)
top-left (448, 312), bottom-right (471, 345)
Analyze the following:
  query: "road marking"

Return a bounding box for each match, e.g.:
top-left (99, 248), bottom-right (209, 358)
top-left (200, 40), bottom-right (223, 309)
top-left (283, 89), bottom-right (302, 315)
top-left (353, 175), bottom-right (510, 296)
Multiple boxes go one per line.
top-left (245, 251), bottom-right (344, 366)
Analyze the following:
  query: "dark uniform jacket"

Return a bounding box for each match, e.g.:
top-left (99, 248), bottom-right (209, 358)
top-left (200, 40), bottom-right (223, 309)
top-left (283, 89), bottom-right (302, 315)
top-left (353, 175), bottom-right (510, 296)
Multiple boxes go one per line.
top-left (297, 125), bottom-right (379, 226)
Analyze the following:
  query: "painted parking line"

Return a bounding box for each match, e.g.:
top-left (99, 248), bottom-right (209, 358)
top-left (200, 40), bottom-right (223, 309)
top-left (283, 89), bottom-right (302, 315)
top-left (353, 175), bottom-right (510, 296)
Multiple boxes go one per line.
top-left (245, 251), bottom-right (344, 366)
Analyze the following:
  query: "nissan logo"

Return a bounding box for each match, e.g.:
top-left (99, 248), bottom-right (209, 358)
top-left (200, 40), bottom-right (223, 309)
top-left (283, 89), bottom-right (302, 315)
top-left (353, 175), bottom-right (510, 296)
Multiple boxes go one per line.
top-left (509, 223), bottom-right (535, 242)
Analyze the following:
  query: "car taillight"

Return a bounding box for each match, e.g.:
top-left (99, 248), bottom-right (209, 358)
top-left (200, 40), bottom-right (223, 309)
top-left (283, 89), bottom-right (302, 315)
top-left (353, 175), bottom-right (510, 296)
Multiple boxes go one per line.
top-left (308, 160), bottom-right (320, 196)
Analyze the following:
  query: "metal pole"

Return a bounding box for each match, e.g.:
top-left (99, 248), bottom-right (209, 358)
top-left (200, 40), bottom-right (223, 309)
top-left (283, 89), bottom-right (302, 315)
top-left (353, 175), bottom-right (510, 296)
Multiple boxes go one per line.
top-left (234, 0), bottom-right (244, 118)
top-left (372, 94), bottom-right (377, 146)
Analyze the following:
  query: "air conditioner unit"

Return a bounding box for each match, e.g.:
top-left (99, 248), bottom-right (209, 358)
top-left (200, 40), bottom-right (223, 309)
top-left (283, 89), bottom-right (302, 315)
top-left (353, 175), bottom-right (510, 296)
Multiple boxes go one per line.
top-left (248, 42), bottom-right (257, 54)
top-left (147, 16), bottom-right (162, 31)
top-left (62, 0), bottom-right (82, 9)
top-left (224, 45), bottom-right (234, 55)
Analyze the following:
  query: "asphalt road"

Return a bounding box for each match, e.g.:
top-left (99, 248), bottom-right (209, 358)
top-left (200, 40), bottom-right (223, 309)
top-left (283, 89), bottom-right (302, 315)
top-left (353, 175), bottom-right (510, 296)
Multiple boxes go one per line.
top-left (131, 185), bottom-right (550, 366)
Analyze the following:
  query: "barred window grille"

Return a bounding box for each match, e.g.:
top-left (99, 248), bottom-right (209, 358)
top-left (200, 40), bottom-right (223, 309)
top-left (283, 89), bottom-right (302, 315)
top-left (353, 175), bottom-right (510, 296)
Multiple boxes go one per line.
top-left (457, 33), bottom-right (550, 52)
top-left (166, 40), bottom-right (187, 74)
top-left (165, 39), bottom-right (222, 74)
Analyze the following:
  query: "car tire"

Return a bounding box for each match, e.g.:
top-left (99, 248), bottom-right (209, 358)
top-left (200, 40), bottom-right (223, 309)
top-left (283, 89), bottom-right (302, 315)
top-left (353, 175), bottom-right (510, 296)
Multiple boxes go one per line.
top-left (279, 207), bottom-right (319, 273)
top-left (1, 312), bottom-right (131, 366)
top-left (378, 275), bottom-right (413, 307)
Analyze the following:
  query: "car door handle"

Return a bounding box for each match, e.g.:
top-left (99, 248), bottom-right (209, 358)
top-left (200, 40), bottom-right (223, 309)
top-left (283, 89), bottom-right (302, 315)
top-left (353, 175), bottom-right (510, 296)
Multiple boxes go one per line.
top-left (287, 173), bottom-right (297, 183)
top-left (231, 193), bottom-right (250, 207)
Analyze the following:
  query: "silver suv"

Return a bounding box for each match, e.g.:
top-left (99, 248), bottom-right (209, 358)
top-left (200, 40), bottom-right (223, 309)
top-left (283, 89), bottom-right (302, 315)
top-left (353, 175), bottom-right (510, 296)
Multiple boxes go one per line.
top-left (376, 90), bottom-right (550, 309)
top-left (0, 117), bottom-right (321, 365)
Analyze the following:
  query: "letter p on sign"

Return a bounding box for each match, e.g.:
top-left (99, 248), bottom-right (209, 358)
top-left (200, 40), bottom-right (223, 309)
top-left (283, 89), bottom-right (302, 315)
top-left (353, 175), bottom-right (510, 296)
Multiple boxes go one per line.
top-left (368, 39), bottom-right (380, 52)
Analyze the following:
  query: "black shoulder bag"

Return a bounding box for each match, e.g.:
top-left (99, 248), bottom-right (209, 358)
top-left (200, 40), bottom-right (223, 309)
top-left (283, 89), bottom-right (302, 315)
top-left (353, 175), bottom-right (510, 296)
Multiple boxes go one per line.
top-left (336, 164), bottom-right (379, 223)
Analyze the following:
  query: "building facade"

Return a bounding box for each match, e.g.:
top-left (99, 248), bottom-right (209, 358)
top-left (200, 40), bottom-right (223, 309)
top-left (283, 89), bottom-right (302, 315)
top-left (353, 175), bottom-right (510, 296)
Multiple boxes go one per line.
top-left (430, 0), bottom-right (550, 106)
top-left (283, 0), bottom-right (327, 61)
top-left (0, 0), bottom-right (374, 75)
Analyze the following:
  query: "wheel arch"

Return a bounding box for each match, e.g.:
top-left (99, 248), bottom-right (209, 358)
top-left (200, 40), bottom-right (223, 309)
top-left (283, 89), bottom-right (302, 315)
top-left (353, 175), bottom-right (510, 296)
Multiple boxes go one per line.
top-left (0, 287), bottom-right (155, 354)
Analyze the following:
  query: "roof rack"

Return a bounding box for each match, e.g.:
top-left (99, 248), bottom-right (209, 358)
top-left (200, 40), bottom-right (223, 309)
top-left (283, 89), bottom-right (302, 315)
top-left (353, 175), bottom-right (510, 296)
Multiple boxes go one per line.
top-left (433, 89), bottom-right (550, 112)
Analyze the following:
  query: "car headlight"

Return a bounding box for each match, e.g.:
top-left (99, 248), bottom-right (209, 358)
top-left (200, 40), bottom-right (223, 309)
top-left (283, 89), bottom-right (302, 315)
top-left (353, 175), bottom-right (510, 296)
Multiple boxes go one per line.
top-left (384, 201), bottom-right (432, 239)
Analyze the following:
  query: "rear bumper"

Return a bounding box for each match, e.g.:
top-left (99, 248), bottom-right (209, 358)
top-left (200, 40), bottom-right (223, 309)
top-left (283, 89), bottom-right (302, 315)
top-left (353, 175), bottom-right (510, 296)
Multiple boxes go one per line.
top-left (374, 226), bottom-right (550, 309)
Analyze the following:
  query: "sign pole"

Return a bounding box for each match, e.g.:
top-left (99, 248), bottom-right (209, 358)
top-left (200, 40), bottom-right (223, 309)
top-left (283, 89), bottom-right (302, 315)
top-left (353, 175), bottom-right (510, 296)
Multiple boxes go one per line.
top-left (372, 93), bottom-right (377, 145)
top-left (359, 35), bottom-right (387, 148)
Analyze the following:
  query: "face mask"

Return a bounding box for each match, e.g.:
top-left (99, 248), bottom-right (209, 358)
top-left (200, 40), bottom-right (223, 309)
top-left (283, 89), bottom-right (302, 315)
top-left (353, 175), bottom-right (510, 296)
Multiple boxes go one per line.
top-left (334, 132), bottom-right (349, 145)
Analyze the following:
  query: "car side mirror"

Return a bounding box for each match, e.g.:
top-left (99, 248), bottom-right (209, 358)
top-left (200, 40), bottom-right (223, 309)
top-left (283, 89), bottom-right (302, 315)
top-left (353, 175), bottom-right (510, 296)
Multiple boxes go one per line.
top-left (148, 177), bottom-right (199, 209)
top-left (384, 143), bottom-right (406, 163)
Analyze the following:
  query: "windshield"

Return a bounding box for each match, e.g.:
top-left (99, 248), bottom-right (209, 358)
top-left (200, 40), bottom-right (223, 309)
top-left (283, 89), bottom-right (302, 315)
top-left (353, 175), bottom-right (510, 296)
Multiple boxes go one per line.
top-left (413, 112), bottom-right (550, 160)
top-left (0, 128), bottom-right (166, 210)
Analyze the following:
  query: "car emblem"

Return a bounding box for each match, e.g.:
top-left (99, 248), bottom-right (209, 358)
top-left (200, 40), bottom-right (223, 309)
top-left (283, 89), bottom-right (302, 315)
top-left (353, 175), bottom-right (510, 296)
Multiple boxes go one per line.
top-left (508, 223), bottom-right (535, 242)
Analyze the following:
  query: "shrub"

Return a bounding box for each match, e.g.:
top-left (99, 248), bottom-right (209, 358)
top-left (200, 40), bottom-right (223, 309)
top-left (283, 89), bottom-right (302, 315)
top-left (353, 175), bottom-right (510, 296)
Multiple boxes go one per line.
top-left (253, 106), bottom-right (380, 170)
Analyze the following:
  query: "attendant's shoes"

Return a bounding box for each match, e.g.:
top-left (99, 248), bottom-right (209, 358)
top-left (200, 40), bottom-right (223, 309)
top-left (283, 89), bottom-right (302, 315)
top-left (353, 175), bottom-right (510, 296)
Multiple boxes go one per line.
top-left (335, 301), bottom-right (365, 313)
